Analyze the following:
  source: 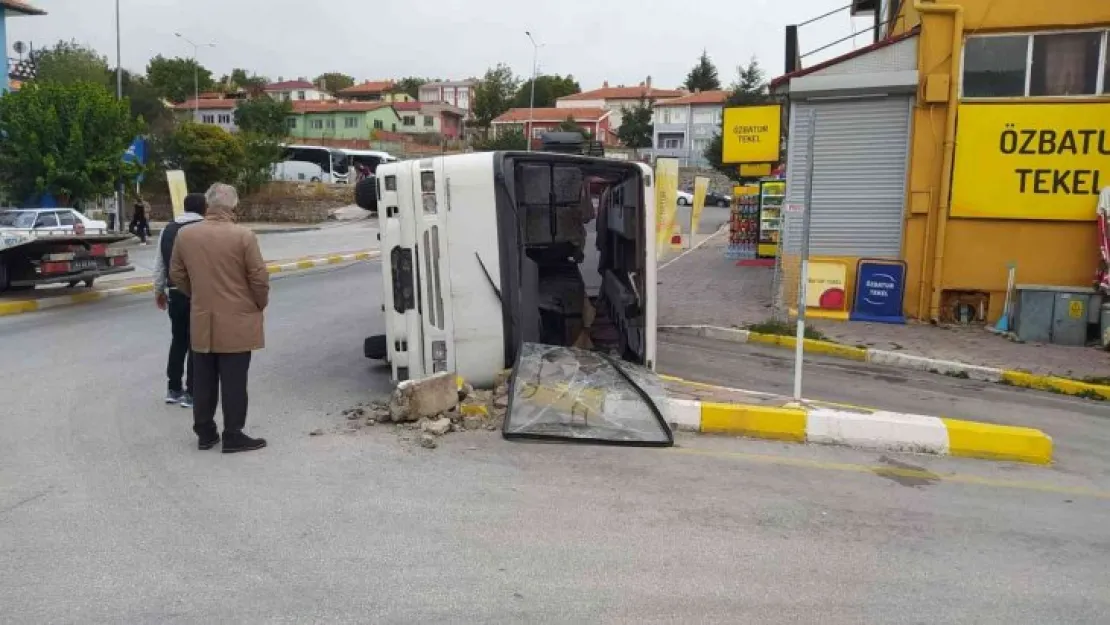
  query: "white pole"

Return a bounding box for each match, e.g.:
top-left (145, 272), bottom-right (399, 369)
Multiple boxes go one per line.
top-left (174, 33), bottom-right (214, 117)
top-left (114, 0), bottom-right (124, 232)
top-left (525, 31), bottom-right (539, 151)
top-left (792, 110), bottom-right (817, 401)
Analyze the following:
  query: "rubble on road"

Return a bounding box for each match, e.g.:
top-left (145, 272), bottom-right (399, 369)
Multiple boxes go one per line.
top-left (326, 375), bottom-right (511, 449)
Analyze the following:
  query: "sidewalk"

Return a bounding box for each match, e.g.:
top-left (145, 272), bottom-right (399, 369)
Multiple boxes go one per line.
top-left (658, 231), bottom-right (1110, 381)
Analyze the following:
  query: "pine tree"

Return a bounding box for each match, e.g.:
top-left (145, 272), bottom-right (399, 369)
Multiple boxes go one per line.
top-left (727, 57), bottom-right (768, 105)
top-left (683, 50), bottom-right (721, 92)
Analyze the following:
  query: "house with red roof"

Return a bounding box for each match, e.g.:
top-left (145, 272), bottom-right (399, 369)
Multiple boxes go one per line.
top-left (338, 80), bottom-right (414, 103)
top-left (491, 107), bottom-right (615, 149)
top-left (555, 77), bottom-right (685, 129)
top-left (171, 97), bottom-right (240, 132)
top-left (650, 89), bottom-right (730, 166)
top-left (394, 101), bottom-right (466, 139)
top-left (264, 78), bottom-right (333, 102)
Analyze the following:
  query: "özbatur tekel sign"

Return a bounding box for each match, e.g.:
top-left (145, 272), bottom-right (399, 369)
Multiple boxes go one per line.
top-left (951, 103), bottom-right (1109, 221)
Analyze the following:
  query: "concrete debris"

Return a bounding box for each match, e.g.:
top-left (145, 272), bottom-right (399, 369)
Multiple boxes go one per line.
top-left (420, 433), bottom-right (438, 449)
top-left (458, 381), bottom-right (474, 402)
top-left (463, 415), bottom-right (483, 431)
top-left (365, 418), bottom-right (376, 427)
top-left (388, 372), bottom-right (459, 423)
top-left (421, 417), bottom-right (452, 436)
top-left (309, 429), bottom-right (324, 436)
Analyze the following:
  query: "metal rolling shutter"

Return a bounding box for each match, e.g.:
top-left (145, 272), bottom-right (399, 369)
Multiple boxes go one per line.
top-left (783, 97), bottom-right (911, 258)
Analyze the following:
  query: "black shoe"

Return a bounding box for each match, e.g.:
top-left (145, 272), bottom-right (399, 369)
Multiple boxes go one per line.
top-left (165, 389), bottom-right (184, 404)
top-left (222, 432), bottom-right (267, 454)
top-left (197, 433), bottom-right (221, 450)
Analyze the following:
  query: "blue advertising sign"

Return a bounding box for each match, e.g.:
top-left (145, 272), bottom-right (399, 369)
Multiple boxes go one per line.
top-left (122, 136), bottom-right (147, 184)
top-left (850, 260), bottom-right (907, 324)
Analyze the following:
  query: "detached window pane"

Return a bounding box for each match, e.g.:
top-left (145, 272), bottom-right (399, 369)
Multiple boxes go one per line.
top-left (963, 36), bottom-right (1028, 97)
top-left (1030, 32), bottom-right (1102, 96)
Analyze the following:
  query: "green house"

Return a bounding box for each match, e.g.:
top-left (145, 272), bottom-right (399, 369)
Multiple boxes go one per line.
top-left (285, 102), bottom-right (401, 143)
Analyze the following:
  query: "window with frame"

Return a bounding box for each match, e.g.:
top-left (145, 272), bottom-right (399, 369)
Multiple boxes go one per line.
top-left (202, 114), bottom-right (215, 123)
top-left (218, 114), bottom-right (231, 124)
top-left (287, 117), bottom-right (297, 128)
top-left (311, 119), bottom-right (324, 129)
top-left (56, 211), bottom-right (77, 226)
top-left (374, 119), bottom-right (384, 130)
top-left (424, 115), bottom-right (435, 127)
top-left (297, 91), bottom-right (306, 100)
top-left (963, 30), bottom-right (1110, 98)
top-left (326, 118), bottom-right (336, 129)
top-left (345, 116), bottom-right (359, 128)
top-left (403, 115), bottom-right (416, 126)
top-left (532, 126), bottom-right (545, 139)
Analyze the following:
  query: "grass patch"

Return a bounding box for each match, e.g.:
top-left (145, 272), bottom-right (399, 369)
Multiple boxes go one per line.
top-left (1075, 389), bottom-right (1106, 401)
top-left (747, 319), bottom-right (828, 341)
top-left (944, 370), bottom-right (971, 379)
top-left (1081, 376), bottom-right (1110, 386)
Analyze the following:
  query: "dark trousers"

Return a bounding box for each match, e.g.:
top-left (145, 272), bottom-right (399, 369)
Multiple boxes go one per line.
top-left (166, 290), bottom-right (193, 394)
top-left (192, 352), bottom-right (252, 438)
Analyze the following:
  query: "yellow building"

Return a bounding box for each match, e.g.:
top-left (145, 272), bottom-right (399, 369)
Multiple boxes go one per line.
top-left (772, 0), bottom-right (1110, 323)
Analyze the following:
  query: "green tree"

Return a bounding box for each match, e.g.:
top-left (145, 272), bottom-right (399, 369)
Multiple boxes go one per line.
top-left (146, 54), bottom-right (214, 103)
top-left (236, 134), bottom-right (283, 194)
top-left (556, 116), bottom-right (581, 133)
top-left (395, 76), bottom-right (432, 99)
top-left (314, 72), bottom-right (355, 96)
top-left (727, 57), bottom-right (769, 105)
top-left (234, 97), bottom-right (293, 137)
top-left (512, 74), bottom-right (580, 108)
top-left (474, 129), bottom-right (528, 151)
top-left (161, 123), bottom-right (246, 192)
top-left (472, 63), bottom-right (519, 127)
top-left (684, 50), bottom-right (721, 92)
top-left (0, 81), bottom-right (142, 204)
top-left (30, 40), bottom-right (111, 86)
top-left (617, 98), bottom-right (653, 148)
top-left (227, 68), bottom-right (269, 93)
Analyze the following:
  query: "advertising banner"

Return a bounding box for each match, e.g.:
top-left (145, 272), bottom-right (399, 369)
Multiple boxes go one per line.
top-left (851, 260), bottom-right (907, 324)
top-left (722, 104), bottom-right (782, 164)
top-left (654, 157), bottom-right (679, 258)
top-left (805, 261), bottom-right (848, 313)
top-left (166, 170), bottom-right (188, 219)
top-left (951, 103), bottom-right (1110, 221)
top-left (688, 176), bottom-right (710, 249)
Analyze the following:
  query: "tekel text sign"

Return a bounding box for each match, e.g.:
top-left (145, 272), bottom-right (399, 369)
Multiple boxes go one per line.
top-left (951, 103), bottom-right (1110, 221)
top-left (851, 260), bottom-right (907, 324)
top-left (721, 104), bottom-right (782, 164)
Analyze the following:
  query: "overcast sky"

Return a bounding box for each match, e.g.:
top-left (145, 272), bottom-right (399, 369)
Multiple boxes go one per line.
top-left (8, 0), bottom-right (878, 89)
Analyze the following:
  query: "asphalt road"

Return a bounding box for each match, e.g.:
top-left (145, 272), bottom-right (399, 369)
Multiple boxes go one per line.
top-left (2, 262), bottom-right (1109, 624)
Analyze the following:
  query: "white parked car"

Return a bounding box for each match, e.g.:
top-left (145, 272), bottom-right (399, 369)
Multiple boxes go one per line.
top-left (0, 208), bottom-right (109, 235)
top-left (676, 190), bottom-right (694, 205)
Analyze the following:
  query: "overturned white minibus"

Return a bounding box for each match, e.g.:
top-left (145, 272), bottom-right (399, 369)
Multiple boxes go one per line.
top-left (363, 151), bottom-right (657, 390)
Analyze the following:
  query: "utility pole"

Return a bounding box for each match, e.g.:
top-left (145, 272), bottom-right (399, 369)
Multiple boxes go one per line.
top-left (114, 0), bottom-right (124, 232)
top-left (174, 32), bottom-right (215, 116)
top-left (792, 110), bottom-right (817, 401)
top-left (525, 31), bottom-right (541, 152)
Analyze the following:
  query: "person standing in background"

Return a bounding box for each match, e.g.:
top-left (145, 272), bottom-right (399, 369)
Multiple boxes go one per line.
top-left (129, 199), bottom-right (152, 245)
top-left (153, 193), bottom-right (207, 408)
top-left (170, 183), bottom-right (270, 453)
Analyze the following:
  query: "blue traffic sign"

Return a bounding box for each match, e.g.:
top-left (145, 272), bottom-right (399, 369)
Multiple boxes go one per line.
top-left (851, 260), bottom-right (907, 324)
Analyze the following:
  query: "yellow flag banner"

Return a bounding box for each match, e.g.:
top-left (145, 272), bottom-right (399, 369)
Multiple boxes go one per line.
top-left (166, 170), bottom-right (188, 219)
top-left (654, 157), bottom-right (679, 258)
top-left (688, 176), bottom-right (710, 249)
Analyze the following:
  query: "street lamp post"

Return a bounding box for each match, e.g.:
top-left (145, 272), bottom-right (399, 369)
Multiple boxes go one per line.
top-left (525, 31), bottom-right (542, 152)
top-left (173, 32), bottom-right (215, 115)
top-left (114, 0), bottom-right (123, 232)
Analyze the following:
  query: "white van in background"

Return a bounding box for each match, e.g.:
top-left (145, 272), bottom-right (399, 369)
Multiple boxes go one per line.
top-left (363, 151), bottom-right (657, 389)
top-left (272, 144), bottom-right (351, 183)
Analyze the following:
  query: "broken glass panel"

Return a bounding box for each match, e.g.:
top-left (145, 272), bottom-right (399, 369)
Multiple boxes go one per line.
top-left (503, 343), bottom-right (673, 446)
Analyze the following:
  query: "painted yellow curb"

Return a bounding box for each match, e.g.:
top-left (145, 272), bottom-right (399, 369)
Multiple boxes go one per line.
top-left (747, 332), bottom-right (868, 362)
top-left (1001, 370), bottom-right (1110, 401)
top-left (700, 403), bottom-right (807, 442)
top-left (942, 418), bottom-right (1053, 465)
top-left (0, 299), bottom-right (39, 315)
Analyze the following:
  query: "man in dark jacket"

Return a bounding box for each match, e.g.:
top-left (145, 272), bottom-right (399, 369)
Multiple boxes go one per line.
top-left (153, 193), bottom-right (207, 407)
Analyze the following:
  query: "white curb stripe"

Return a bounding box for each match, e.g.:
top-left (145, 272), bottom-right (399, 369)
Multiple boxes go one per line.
top-left (806, 408), bottom-right (949, 455)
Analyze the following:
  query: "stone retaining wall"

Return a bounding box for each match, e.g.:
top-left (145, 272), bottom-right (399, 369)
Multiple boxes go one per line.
top-left (143, 181), bottom-right (353, 223)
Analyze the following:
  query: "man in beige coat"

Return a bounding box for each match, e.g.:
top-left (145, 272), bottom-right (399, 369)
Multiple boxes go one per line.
top-left (170, 183), bottom-right (270, 453)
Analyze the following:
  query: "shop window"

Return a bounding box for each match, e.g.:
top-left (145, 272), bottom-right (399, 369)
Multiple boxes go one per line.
top-left (964, 30), bottom-right (1110, 98)
top-left (962, 35), bottom-right (1028, 97)
top-left (1030, 32), bottom-right (1102, 96)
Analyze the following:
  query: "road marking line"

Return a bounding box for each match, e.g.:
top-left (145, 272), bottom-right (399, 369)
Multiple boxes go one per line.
top-left (670, 447), bottom-right (1110, 500)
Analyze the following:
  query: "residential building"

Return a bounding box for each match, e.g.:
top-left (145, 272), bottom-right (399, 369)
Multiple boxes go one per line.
top-left (338, 80), bottom-right (414, 103)
top-left (651, 90), bottom-right (729, 167)
top-left (770, 0), bottom-right (1110, 324)
top-left (265, 79), bottom-right (332, 102)
top-left (285, 101), bottom-right (402, 144)
top-left (394, 101), bottom-right (466, 139)
top-left (1, 0), bottom-right (45, 93)
top-left (555, 78), bottom-right (685, 129)
top-left (418, 79), bottom-right (476, 114)
top-left (171, 98), bottom-right (240, 133)
top-left (491, 107), bottom-right (614, 149)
